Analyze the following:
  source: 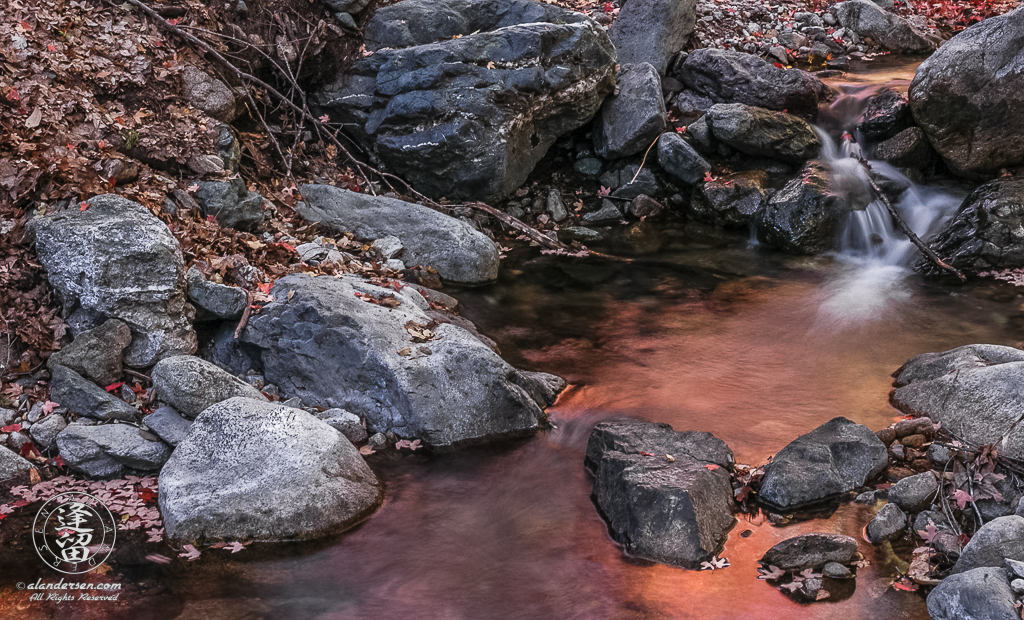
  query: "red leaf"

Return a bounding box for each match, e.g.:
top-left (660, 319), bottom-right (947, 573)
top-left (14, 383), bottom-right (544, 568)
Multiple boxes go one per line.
top-left (138, 487), bottom-right (157, 503)
top-left (109, 177), bottom-right (117, 187)
top-left (703, 464), bottom-right (720, 470)
top-left (19, 442), bottom-right (41, 459)
top-left (1, 424), bottom-right (22, 433)
top-left (703, 172), bottom-right (715, 183)
top-left (277, 242), bottom-right (296, 252)
top-left (47, 44), bottom-right (56, 52)
top-left (52, 455), bottom-right (65, 468)
top-left (602, 2), bottom-right (613, 12)
top-left (640, 451), bottom-right (655, 457)
top-left (80, 201), bottom-right (89, 212)
top-left (774, 62), bottom-right (784, 68)
top-left (104, 381), bottom-right (125, 393)
top-left (952, 489), bottom-right (974, 510)
top-left (892, 579), bottom-right (919, 592)
top-left (8, 86), bottom-right (22, 100)
top-left (257, 282), bottom-right (273, 295)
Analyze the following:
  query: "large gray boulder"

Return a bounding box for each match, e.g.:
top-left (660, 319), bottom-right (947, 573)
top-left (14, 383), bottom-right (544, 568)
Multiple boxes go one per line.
top-left (674, 49), bottom-right (833, 116)
top-left (927, 567), bottom-right (1019, 620)
top-left (29, 195), bottom-right (196, 367)
top-left (609, 0), bottom-right (697, 75)
top-left (760, 533), bottom-right (859, 570)
top-left (917, 178), bottom-right (1024, 276)
top-left (158, 397), bottom-right (382, 542)
top-left (49, 364), bottom-right (137, 422)
top-left (296, 185), bottom-right (500, 284)
top-left (47, 318), bottom-right (131, 386)
top-left (152, 355), bottom-right (267, 419)
top-left (892, 345), bottom-right (1024, 459)
top-left (705, 103), bottom-right (821, 164)
top-left (758, 162), bottom-right (850, 254)
top-left (585, 419), bottom-right (735, 568)
top-left (834, 0), bottom-right (939, 53)
top-left (593, 63), bottom-right (667, 160)
top-left (239, 274), bottom-right (550, 447)
top-left (758, 417), bottom-right (888, 510)
top-left (952, 516), bottom-right (1024, 574)
top-left (909, 7), bottom-right (1024, 178)
top-left (56, 422), bottom-right (172, 478)
top-left (316, 0), bottom-right (616, 202)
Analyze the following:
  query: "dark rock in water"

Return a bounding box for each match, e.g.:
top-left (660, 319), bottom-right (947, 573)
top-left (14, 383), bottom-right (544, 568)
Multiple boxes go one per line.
top-left (609, 0), bottom-right (697, 75)
top-left (758, 162), bottom-right (850, 254)
top-left (241, 274), bottom-right (550, 447)
top-left (823, 562), bottom-right (853, 579)
top-left (834, 0), bottom-right (939, 53)
top-left (689, 171), bottom-right (769, 228)
top-left (927, 567), bottom-right (1018, 620)
top-left (758, 417), bottom-right (888, 510)
top-left (574, 157), bottom-right (603, 177)
top-left (629, 195), bottom-right (665, 219)
top-left (585, 419), bottom-right (735, 568)
top-left (674, 49), bottom-right (834, 116)
top-left (657, 132), bottom-right (711, 186)
top-left (186, 267), bottom-right (247, 320)
top-left (909, 7), bottom-right (1024, 178)
top-left (193, 179), bottom-right (265, 232)
top-left (874, 127), bottom-right (935, 169)
top-left (706, 103), bottom-right (821, 163)
top-left (144, 406), bottom-right (193, 447)
top-left (317, 0), bottom-right (616, 202)
top-left (760, 533), bottom-right (859, 570)
top-left (28, 195), bottom-right (196, 367)
top-left (892, 345), bottom-right (1024, 459)
top-left (888, 471), bottom-right (938, 512)
top-left (594, 63), bottom-right (667, 159)
top-left (917, 178), bottom-right (1024, 275)
top-left (296, 184), bottom-right (500, 284)
top-left (152, 355), bottom-right (266, 419)
top-left (50, 364), bottom-right (138, 422)
top-left (48, 319), bottom-right (131, 386)
top-left (56, 422), bottom-right (172, 478)
top-left (866, 502), bottom-right (908, 543)
top-left (953, 516), bottom-right (1024, 574)
top-left (158, 397), bottom-right (382, 543)
top-left (857, 87), bottom-right (912, 141)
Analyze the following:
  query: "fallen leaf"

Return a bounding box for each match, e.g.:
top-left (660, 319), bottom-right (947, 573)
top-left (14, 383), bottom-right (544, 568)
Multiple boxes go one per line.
top-left (24, 108), bottom-right (42, 128)
top-left (397, 347), bottom-right (412, 356)
top-left (358, 445), bottom-right (376, 455)
top-left (757, 565), bottom-right (785, 580)
top-left (703, 464), bottom-right (720, 470)
top-left (1, 424), bottom-right (22, 433)
top-left (225, 541), bottom-right (246, 553)
top-left (179, 544), bottom-right (201, 561)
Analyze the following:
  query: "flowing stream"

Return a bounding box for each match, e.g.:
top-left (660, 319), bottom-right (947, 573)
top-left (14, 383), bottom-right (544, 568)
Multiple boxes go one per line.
top-left (3, 58), bottom-right (1022, 620)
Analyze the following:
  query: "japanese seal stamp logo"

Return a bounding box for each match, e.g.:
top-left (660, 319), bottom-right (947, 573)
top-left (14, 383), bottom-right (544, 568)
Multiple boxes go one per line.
top-left (33, 492), bottom-right (116, 574)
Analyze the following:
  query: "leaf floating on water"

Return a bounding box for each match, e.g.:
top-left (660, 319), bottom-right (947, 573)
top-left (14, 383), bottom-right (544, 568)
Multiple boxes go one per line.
top-left (757, 565), bottom-right (785, 581)
top-left (700, 556), bottom-right (730, 571)
top-left (815, 590), bottom-right (831, 601)
top-left (225, 541), bottom-right (246, 553)
top-left (395, 439), bottom-right (422, 451)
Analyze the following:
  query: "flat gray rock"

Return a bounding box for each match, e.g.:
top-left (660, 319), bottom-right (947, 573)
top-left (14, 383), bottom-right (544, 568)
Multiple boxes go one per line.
top-left (186, 267), bottom-right (248, 320)
top-left (158, 397), bottom-right (382, 542)
top-left (29, 414), bottom-right (67, 451)
top-left (706, 103), bottom-right (821, 164)
top-left (56, 422), bottom-right (172, 478)
top-left (760, 533), bottom-right (859, 570)
top-left (152, 355), bottom-right (267, 419)
top-left (144, 406), bottom-right (193, 447)
top-left (49, 364), bottom-right (137, 422)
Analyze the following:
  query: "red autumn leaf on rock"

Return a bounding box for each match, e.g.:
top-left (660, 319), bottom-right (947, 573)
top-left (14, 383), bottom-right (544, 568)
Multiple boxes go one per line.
top-left (257, 282), bottom-right (273, 295)
top-left (52, 455), bottom-right (65, 468)
top-left (892, 578), bottom-right (919, 592)
top-left (41, 401), bottom-right (58, 414)
top-left (79, 201), bottom-right (88, 211)
top-left (603, 2), bottom-right (613, 12)
top-left (105, 381), bottom-right (125, 393)
top-left (774, 62), bottom-right (784, 69)
top-left (1, 424), bottom-right (22, 433)
top-left (703, 172), bottom-right (715, 183)
top-left (703, 464), bottom-right (720, 470)
top-left (277, 242), bottom-right (296, 252)
top-left (20, 442), bottom-right (42, 460)
top-left (640, 451), bottom-right (655, 456)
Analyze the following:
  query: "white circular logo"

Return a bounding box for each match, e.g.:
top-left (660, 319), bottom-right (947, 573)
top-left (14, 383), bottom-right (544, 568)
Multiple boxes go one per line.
top-left (33, 492), bottom-right (116, 574)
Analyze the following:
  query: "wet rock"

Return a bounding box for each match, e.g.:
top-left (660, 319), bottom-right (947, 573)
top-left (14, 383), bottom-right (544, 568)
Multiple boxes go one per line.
top-left (953, 516), bottom-right (1024, 574)
top-left (57, 422), bottom-right (172, 478)
top-left (674, 48), bottom-right (834, 116)
top-left (574, 157), bottom-right (603, 177)
top-left (629, 195), bottom-right (664, 219)
top-left (241, 274), bottom-right (548, 447)
top-left (297, 185), bottom-right (499, 284)
top-left (889, 472), bottom-right (938, 513)
top-left (657, 132), bottom-right (711, 186)
top-left (909, 7), bottom-right (1024, 178)
top-left (514, 370), bottom-right (567, 408)
top-left (867, 502), bottom-right (908, 543)
top-left (29, 414), bottom-right (67, 451)
top-left (758, 161), bottom-right (850, 254)
top-left (834, 0), bottom-right (939, 53)
top-left (182, 66), bottom-right (238, 122)
top-left (594, 63), bottom-right (667, 159)
top-left (706, 104), bottom-right (820, 163)
top-left (186, 267), bottom-right (247, 320)
top-left (315, 409), bottom-right (368, 444)
top-left (876, 426), bottom-right (896, 445)
top-left (894, 417), bottom-right (936, 438)
top-left (857, 87), bottom-right (912, 141)
top-left (610, 0), bottom-right (696, 75)
top-left (582, 200), bottom-right (623, 224)
top-left (892, 344), bottom-right (1024, 459)
top-left (585, 419), bottom-right (735, 568)
top-left (144, 406), bottom-right (193, 447)
top-left (689, 171), bottom-right (769, 228)
top-left (758, 417), bottom-right (888, 509)
top-left (760, 533), bottom-right (859, 570)
top-left (48, 318), bottom-right (131, 386)
top-left (29, 195), bottom-right (196, 367)
top-left (875, 127), bottom-right (935, 169)
top-left (0, 447), bottom-right (34, 482)
top-left (193, 179), bottom-right (265, 232)
top-left (823, 562), bottom-right (853, 579)
top-left (152, 355), bottom-right (267, 420)
top-left (918, 178), bottom-right (1024, 276)
top-left (546, 189), bottom-right (568, 222)
top-left (317, 0), bottom-right (616, 202)
top-left (601, 164), bottom-right (661, 200)
top-left (50, 364), bottom-right (137, 422)
top-left (927, 567), bottom-right (1018, 620)
top-left (158, 397), bottom-right (382, 542)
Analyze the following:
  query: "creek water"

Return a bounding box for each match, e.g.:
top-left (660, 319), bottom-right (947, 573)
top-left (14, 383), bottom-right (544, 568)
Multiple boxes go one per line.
top-left (4, 59), bottom-right (1023, 620)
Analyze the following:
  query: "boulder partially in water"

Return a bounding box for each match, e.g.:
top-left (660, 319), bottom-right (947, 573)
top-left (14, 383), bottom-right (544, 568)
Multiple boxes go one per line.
top-left (857, 87), bottom-right (912, 141)
top-left (585, 419), bottom-right (735, 568)
top-left (689, 171), bottom-right (770, 228)
top-left (760, 533), bottom-right (859, 570)
top-left (757, 162), bottom-right (850, 254)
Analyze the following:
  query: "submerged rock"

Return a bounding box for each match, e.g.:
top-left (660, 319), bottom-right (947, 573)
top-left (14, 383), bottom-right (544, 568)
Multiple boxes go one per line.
top-left (909, 7), bottom-right (1024, 178)
top-left (834, 0), bottom-right (939, 53)
top-left (594, 63), bottom-right (667, 160)
top-left (758, 162), bottom-right (850, 254)
top-left (152, 356), bottom-right (267, 419)
top-left (927, 567), bottom-right (1018, 620)
top-left (585, 419), bottom-right (735, 568)
top-left (891, 345), bottom-right (1024, 459)
top-left (158, 397), bottom-right (382, 542)
top-left (760, 533), bottom-right (859, 570)
top-left (758, 417), bottom-right (888, 510)
top-left (241, 274), bottom-right (551, 447)
top-left (56, 422), bottom-right (172, 478)
top-left (47, 318), bottom-right (131, 386)
top-left (316, 0), bottom-right (616, 202)
top-left (866, 502), bottom-right (908, 543)
top-left (297, 185), bottom-right (499, 284)
top-left (705, 103), bottom-right (821, 163)
top-left (609, 0), bottom-right (697, 75)
top-left (29, 195), bottom-right (196, 367)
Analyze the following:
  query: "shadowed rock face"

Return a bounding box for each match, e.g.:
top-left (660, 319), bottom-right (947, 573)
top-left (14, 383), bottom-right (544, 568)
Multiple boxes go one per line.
top-left (909, 7), bottom-right (1024, 178)
top-left (758, 162), bottom-right (851, 255)
top-left (315, 0), bottom-right (616, 202)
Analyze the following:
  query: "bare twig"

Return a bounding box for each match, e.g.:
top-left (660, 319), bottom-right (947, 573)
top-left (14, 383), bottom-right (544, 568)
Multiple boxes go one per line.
top-left (234, 291), bottom-right (254, 339)
top-left (629, 131), bottom-right (665, 185)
